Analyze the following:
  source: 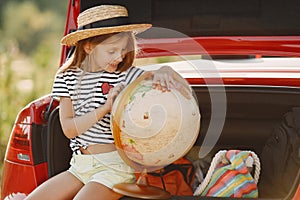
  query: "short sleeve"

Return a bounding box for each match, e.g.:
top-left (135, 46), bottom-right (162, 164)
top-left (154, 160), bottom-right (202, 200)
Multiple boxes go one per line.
top-left (124, 67), bottom-right (145, 85)
top-left (51, 72), bottom-right (70, 98)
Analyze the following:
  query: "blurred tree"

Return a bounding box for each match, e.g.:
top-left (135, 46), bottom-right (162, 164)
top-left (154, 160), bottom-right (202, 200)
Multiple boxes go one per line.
top-left (34, 0), bottom-right (67, 17)
top-left (2, 1), bottom-right (65, 56)
top-left (0, 0), bottom-right (67, 20)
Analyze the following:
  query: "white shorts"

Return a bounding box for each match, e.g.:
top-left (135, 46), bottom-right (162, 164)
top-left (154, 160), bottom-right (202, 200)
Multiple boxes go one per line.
top-left (68, 151), bottom-right (136, 189)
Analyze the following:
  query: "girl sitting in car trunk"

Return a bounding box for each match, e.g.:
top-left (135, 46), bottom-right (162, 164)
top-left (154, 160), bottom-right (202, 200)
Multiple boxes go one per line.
top-left (25, 4), bottom-right (186, 200)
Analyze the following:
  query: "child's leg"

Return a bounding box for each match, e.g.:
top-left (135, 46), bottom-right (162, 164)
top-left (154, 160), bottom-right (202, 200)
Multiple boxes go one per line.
top-left (73, 182), bottom-right (123, 200)
top-left (26, 171), bottom-right (83, 200)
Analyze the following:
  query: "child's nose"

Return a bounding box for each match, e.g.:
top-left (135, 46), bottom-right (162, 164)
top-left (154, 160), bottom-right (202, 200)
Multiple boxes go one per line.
top-left (115, 53), bottom-right (123, 62)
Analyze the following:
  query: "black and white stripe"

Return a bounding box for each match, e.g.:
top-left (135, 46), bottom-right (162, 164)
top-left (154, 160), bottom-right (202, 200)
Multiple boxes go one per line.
top-left (52, 66), bottom-right (144, 152)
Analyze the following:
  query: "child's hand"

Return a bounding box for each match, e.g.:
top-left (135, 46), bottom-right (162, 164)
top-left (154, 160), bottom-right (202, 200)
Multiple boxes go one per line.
top-left (105, 83), bottom-right (125, 111)
top-left (152, 65), bottom-right (192, 99)
top-left (152, 65), bottom-right (177, 92)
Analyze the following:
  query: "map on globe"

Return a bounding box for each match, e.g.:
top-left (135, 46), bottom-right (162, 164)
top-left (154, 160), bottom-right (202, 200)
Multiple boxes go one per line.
top-left (111, 74), bottom-right (200, 170)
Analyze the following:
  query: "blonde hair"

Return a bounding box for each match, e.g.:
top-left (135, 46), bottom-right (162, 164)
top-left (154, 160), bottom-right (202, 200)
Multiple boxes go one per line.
top-left (58, 32), bottom-right (137, 73)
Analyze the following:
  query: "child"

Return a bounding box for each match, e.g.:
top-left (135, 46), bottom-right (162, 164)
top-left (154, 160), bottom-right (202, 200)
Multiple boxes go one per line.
top-left (26, 5), bottom-right (184, 200)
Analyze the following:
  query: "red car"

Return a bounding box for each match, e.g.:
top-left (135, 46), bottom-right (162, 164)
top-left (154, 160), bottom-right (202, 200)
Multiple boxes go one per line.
top-left (2, 0), bottom-right (300, 199)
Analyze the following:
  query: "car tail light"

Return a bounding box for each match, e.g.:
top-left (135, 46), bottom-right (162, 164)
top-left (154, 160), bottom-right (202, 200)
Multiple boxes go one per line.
top-left (4, 95), bottom-right (59, 166)
top-left (5, 106), bottom-right (34, 165)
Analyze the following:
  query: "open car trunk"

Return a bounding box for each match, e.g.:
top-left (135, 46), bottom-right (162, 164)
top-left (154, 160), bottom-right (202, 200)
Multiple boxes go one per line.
top-left (46, 85), bottom-right (300, 199)
top-left (80, 0), bottom-right (300, 37)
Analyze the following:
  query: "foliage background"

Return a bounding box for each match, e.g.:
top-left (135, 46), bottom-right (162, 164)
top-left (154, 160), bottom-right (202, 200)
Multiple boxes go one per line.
top-left (0, 0), bottom-right (68, 185)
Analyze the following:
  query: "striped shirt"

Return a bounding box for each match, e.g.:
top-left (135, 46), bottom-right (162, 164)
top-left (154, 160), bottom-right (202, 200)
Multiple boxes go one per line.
top-left (52, 66), bottom-right (144, 153)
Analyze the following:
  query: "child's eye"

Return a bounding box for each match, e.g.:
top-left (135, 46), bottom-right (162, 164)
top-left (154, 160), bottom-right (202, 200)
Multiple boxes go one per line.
top-left (108, 50), bottom-right (115, 54)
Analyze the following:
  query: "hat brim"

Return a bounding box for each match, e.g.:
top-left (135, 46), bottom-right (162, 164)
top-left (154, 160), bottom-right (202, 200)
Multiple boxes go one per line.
top-left (61, 24), bottom-right (152, 46)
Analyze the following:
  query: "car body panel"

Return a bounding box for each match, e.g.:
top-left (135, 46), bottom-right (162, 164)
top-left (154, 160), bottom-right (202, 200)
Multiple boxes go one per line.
top-left (1, 161), bottom-right (48, 198)
top-left (138, 36), bottom-right (300, 58)
top-left (141, 58), bottom-right (300, 87)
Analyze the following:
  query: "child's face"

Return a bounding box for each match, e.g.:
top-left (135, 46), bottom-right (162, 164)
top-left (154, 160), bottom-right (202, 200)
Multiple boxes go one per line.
top-left (89, 34), bottom-right (129, 72)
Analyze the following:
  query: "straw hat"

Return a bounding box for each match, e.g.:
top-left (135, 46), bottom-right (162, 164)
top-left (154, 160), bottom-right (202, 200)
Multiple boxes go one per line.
top-left (61, 5), bottom-right (152, 46)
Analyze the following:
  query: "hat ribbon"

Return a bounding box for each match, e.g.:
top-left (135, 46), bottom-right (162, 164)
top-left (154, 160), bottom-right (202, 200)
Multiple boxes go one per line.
top-left (78, 16), bottom-right (130, 30)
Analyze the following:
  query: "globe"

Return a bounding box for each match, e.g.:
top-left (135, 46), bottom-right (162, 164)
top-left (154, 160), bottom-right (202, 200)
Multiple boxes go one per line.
top-left (111, 72), bottom-right (200, 170)
top-left (111, 72), bottom-right (200, 199)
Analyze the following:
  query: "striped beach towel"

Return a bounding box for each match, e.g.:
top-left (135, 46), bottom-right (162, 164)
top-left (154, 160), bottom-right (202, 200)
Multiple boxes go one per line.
top-left (194, 150), bottom-right (260, 198)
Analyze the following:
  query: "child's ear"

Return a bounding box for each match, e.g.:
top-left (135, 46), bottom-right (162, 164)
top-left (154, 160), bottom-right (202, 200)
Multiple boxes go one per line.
top-left (83, 42), bottom-right (94, 54)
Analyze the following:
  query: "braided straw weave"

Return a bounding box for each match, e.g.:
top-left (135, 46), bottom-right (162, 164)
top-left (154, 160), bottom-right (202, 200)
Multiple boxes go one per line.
top-left (78, 5), bottom-right (128, 27)
top-left (61, 5), bottom-right (151, 46)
